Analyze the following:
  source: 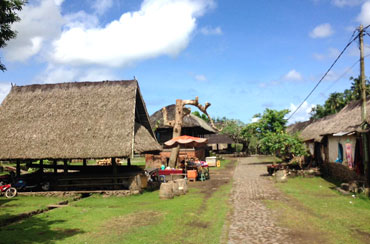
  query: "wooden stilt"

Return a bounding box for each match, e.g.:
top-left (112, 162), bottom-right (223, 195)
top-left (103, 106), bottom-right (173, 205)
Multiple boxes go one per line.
top-left (112, 157), bottom-right (118, 188)
top-left (83, 159), bottom-right (87, 167)
top-left (40, 159), bottom-right (44, 174)
top-left (16, 160), bottom-right (20, 177)
top-left (127, 157), bottom-right (131, 166)
top-left (63, 159), bottom-right (68, 174)
top-left (53, 160), bottom-right (57, 174)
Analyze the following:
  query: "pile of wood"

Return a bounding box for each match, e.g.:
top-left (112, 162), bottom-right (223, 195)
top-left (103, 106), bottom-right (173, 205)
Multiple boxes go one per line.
top-left (96, 158), bottom-right (121, 166)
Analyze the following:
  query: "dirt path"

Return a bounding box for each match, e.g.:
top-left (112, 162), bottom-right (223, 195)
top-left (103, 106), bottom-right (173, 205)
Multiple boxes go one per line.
top-left (227, 157), bottom-right (292, 244)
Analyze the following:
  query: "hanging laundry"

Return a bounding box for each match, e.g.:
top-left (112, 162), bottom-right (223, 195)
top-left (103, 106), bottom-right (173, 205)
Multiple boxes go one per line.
top-left (345, 143), bottom-right (353, 169)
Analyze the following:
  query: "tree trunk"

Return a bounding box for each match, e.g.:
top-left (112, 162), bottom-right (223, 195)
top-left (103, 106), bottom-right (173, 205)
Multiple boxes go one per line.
top-left (241, 142), bottom-right (249, 155)
top-left (169, 99), bottom-right (183, 168)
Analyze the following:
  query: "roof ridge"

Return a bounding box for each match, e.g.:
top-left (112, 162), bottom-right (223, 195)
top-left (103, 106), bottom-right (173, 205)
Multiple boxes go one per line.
top-left (12, 80), bottom-right (137, 92)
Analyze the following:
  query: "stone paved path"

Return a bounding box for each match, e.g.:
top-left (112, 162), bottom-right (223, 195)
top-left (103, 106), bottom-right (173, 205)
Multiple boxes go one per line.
top-left (228, 157), bottom-right (291, 244)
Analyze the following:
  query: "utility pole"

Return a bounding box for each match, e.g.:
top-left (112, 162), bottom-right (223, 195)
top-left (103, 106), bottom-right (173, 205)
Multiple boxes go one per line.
top-left (359, 25), bottom-right (370, 195)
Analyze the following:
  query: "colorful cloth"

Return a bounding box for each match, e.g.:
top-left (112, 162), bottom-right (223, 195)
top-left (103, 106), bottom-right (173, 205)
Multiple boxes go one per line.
top-left (345, 143), bottom-right (353, 169)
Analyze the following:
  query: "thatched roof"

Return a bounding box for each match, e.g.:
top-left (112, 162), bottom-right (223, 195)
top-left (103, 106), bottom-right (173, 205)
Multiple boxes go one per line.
top-left (295, 98), bottom-right (370, 142)
top-left (286, 120), bottom-right (313, 135)
top-left (0, 80), bottom-right (161, 160)
top-left (204, 134), bottom-right (234, 144)
top-left (150, 104), bottom-right (216, 134)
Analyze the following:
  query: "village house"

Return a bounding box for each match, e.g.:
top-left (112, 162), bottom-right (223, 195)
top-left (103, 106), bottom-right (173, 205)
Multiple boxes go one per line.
top-left (288, 98), bottom-right (370, 179)
top-left (204, 133), bottom-right (235, 154)
top-left (145, 104), bottom-right (216, 168)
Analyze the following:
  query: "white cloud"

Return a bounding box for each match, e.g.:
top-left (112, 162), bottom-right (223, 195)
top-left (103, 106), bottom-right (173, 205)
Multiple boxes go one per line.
top-left (283, 69), bottom-right (303, 81)
top-left (92, 0), bottom-right (113, 15)
top-left (52, 0), bottom-right (215, 67)
top-left (251, 117), bottom-right (259, 123)
top-left (36, 65), bottom-right (117, 83)
top-left (79, 69), bottom-right (117, 81)
top-left (37, 66), bottom-right (79, 83)
top-left (357, 1), bottom-right (370, 26)
top-left (332, 0), bottom-right (365, 7)
top-left (200, 26), bottom-right (222, 35)
top-left (313, 47), bottom-right (340, 60)
top-left (194, 74), bottom-right (207, 81)
top-left (323, 70), bottom-right (339, 81)
top-left (0, 83), bottom-right (11, 104)
top-left (287, 101), bottom-right (315, 124)
top-left (3, 0), bottom-right (64, 62)
top-left (309, 23), bottom-right (334, 38)
top-left (63, 11), bottom-right (99, 29)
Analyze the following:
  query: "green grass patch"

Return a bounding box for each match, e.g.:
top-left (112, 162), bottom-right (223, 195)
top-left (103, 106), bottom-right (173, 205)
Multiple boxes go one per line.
top-left (0, 182), bottom-right (232, 243)
top-left (209, 159), bottom-right (231, 171)
top-left (266, 177), bottom-right (370, 244)
top-left (0, 195), bottom-right (72, 225)
top-left (130, 157), bottom-right (146, 166)
top-left (249, 155), bottom-right (281, 163)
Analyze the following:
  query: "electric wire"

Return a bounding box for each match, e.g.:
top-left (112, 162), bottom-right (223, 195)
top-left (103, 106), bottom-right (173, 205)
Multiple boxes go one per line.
top-left (287, 33), bottom-right (360, 121)
top-left (312, 53), bottom-right (370, 103)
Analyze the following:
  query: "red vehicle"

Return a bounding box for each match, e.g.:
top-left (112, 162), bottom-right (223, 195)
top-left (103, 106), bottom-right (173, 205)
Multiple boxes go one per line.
top-left (0, 182), bottom-right (17, 198)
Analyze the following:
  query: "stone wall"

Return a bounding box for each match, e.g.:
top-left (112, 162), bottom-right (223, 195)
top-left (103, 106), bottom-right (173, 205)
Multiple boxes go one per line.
top-left (320, 162), bottom-right (364, 183)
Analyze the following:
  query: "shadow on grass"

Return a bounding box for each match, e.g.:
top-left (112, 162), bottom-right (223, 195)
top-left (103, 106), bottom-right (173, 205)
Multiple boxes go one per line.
top-left (248, 161), bottom-right (274, 165)
top-left (0, 197), bottom-right (17, 206)
top-left (0, 215), bottom-right (84, 244)
top-left (321, 175), bottom-right (345, 188)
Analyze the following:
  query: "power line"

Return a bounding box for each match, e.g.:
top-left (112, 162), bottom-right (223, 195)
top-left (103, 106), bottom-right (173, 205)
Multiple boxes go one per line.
top-left (312, 53), bottom-right (370, 102)
top-left (287, 32), bottom-right (360, 121)
top-left (316, 60), bottom-right (359, 95)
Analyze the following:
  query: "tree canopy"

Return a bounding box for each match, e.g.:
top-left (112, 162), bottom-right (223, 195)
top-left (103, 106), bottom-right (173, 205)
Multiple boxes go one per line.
top-left (219, 108), bottom-right (306, 159)
top-left (310, 76), bottom-right (370, 119)
top-left (191, 111), bottom-right (210, 123)
top-left (0, 0), bottom-right (25, 71)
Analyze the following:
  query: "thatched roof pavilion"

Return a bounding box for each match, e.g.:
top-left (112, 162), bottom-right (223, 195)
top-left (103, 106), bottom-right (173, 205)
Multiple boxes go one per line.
top-left (0, 80), bottom-right (161, 160)
top-left (150, 104), bottom-right (216, 132)
top-left (150, 104), bottom-right (216, 144)
top-left (204, 134), bottom-right (234, 144)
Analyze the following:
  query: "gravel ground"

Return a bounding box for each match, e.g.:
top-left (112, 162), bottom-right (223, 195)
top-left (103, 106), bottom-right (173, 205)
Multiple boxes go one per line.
top-left (228, 157), bottom-right (292, 244)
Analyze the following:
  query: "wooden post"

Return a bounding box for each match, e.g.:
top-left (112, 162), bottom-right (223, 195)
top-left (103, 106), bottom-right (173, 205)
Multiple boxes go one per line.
top-left (53, 160), bottom-right (57, 174)
top-left (127, 157), bottom-right (131, 166)
top-left (16, 160), bottom-right (20, 177)
top-left (112, 157), bottom-right (118, 188)
top-left (39, 159), bottom-right (44, 174)
top-left (359, 25), bottom-right (370, 196)
top-left (63, 159), bottom-right (68, 174)
top-left (83, 159), bottom-right (87, 167)
top-left (169, 99), bottom-right (184, 168)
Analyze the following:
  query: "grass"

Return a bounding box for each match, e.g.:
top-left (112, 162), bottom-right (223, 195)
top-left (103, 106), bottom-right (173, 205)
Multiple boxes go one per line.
top-left (266, 177), bottom-right (370, 244)
top-left (0, 180), bottom-right (232, 244)
top-left (0, 195), bottom-right (73, 225)
top-left (209, 159), bottom-right (231, 171)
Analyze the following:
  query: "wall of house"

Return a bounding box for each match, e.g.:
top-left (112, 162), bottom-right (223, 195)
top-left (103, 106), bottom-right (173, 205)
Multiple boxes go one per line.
top-left (327, 135), bottom-right (356, 165)
top-left (305, 142), bottom-right (314, 155)
top-left (210, 143), bottom-right (229, 150)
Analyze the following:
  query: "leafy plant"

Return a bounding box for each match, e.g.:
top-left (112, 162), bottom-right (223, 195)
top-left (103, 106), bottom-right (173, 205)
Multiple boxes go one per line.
top-left (259, 132), bottom-right (307, 160)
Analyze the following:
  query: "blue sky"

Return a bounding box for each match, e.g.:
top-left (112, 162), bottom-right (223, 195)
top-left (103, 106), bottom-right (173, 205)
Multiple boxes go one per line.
top-left (1, 0), bottom-right (370, 124)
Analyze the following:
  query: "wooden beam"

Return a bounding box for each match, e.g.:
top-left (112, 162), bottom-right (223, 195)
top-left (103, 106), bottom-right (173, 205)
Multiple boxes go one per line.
top-left (112, 157), bottom-right (118, 188)
top-left (16, 160), bottom-right (20, 177)
top-left (39, 159), bottom-right (44, 174)
top-left (127, 157), bottom-right (131, 166)
top-left (53, 160), bottom-right (57, 174)
top-left (83, 159), bottom-right (87, 167)
top-left (63, 160), bottom-right (68, 174)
